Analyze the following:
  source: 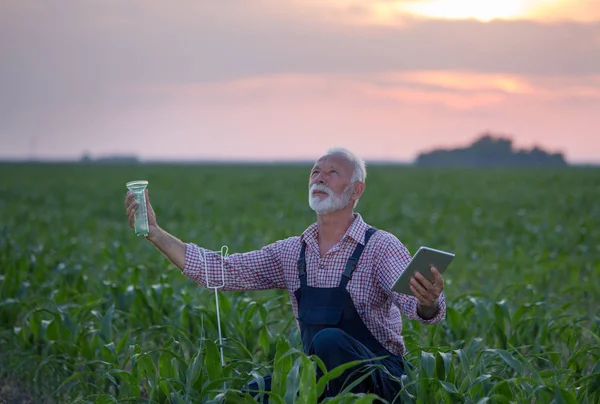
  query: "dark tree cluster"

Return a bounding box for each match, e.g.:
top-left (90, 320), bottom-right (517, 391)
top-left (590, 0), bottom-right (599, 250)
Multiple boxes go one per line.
top-left (415, 133), bottom-right (567, 167)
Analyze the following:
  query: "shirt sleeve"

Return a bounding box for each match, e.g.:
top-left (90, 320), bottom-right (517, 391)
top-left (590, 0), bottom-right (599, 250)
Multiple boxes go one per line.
top-left (181, 239), bottom-right (287, 291)
top-left (374, 235), bottom-right (446, 324)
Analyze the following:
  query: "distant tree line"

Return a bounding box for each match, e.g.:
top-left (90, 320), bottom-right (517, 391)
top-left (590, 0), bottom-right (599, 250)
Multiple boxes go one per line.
top-left (415, 133), bottom-right (567, 167)
top-left (80, 153), bottom-right (139, 164)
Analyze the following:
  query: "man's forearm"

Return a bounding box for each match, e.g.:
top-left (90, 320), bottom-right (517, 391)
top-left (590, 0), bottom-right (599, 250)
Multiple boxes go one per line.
top-left (147, 227), bottom-right (187, 271)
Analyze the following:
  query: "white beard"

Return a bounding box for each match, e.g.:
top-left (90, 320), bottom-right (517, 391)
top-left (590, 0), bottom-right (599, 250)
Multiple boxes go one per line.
top-left (308, 183), bottom-right (353, 215)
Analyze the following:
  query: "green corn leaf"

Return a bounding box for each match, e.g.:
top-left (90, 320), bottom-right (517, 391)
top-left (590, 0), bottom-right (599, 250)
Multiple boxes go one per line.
top-left (284, 356), bottom-right (302, 403)
top-left (437, 350), bottom-right (454, 382)
top-left (205, 339), bottom-right (224, 381)
top-left (485, 349), bottom-right (523, 375)
top-left (271, 337), bottom-right (293, 398)
top-left (553, 386), bottom-right (579, 404)
top-left (102, 342), bottom-right (116, 363)
top-left (297, 355), bottom-right (317, 404)
top-left (95, 395), bottom-right (117, 404)
top-left (316, 358), bottom-right (373, 398)
top-left (99, 304), bottom-right (114, 343)
top-left (116, 330), bottom-right (131, 355)
top-left (439, 380), bottom-right (459, 394)
top-left (186, 347), bottom-right (204, 397)
top-left (421, 351), bottom-right (435, 379)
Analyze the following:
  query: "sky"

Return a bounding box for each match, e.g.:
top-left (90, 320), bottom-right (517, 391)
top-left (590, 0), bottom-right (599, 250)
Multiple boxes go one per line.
top-left (0, 0), bottom-right (599, 164)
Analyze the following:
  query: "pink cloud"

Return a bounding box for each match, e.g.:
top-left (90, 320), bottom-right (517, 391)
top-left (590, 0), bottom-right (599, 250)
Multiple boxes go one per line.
top-left (143, 71), bottom-right (600, 109)
top-left (120, 70), bottom-right (599, 162)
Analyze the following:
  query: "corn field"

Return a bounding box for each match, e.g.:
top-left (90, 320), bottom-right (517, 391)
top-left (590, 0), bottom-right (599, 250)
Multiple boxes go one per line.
top-left (1, 163), bottom-right (599, 403)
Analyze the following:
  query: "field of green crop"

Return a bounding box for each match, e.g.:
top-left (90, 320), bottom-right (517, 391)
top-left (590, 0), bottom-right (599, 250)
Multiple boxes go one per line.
top-left (1, 162), bottom-right (599, 403)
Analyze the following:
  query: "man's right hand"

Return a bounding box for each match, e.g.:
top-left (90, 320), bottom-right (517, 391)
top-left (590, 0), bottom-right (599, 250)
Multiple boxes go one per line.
top-left (125, 189), bottom-right (160, 242)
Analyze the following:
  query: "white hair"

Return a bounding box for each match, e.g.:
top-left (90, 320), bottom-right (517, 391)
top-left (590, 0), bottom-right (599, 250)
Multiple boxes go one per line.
top-left (320, 147), bottom-right (367, 209)
top-left (323, 147), bottom-right (367, 183)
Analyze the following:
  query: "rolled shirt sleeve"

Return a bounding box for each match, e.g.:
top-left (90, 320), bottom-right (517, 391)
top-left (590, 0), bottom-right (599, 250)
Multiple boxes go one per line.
top-left (375, 235), bottom-right (446, 324)
top-left (182, 240), bottom-right (287, 292)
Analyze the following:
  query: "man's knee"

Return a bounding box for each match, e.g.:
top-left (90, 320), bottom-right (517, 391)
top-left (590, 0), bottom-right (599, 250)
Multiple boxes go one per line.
top-left (309, 328), bottom-right (350, 361)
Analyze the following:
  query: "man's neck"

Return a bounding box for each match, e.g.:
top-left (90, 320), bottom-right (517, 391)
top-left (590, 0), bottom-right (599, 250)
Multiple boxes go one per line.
top-left (316, 209), bottom-right (356, 245)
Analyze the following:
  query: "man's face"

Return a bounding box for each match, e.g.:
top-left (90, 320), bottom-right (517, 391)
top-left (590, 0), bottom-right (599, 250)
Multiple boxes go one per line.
top-left (308, 154), bottom-right (355, 215)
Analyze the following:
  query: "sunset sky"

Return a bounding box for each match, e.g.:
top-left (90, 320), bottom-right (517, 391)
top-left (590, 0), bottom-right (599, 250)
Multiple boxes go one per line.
top-left (1, 0), bottom-right (599, 163)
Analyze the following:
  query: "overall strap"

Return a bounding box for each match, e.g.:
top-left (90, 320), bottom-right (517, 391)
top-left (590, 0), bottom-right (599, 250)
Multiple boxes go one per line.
top-left (297, 241), bottom-right (308, 287)
top-left (339, 227), bottom-right (377, 289)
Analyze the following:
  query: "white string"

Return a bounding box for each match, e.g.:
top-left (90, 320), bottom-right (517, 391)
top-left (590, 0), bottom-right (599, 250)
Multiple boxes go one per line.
top-left (204, 244), bottom-right (228, 368)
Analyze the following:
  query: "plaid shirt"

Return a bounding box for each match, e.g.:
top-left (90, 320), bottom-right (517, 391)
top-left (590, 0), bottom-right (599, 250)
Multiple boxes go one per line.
top-left (182, 213), bottom-right (446, 356)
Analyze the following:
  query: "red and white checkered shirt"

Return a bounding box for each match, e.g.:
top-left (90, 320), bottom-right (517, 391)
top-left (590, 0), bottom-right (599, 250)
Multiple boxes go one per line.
top-left (182, 213), bottom-right (446, 356)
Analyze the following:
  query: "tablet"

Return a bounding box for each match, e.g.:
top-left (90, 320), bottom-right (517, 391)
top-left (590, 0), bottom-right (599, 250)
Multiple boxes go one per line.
top-left (391, 246), bottom-right (455, 296)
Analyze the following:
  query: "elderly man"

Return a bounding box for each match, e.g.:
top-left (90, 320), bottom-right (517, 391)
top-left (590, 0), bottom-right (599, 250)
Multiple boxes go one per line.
top-left (125, 147), bottom-right (446, 402)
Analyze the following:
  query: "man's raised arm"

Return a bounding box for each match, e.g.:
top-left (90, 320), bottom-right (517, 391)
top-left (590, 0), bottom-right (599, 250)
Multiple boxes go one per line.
top-left (147, 226), bottom-right (187, 270)
top-left (147, 225), bottom-right (287, 291)
top-left (126, 189), bottom-right (286, 292)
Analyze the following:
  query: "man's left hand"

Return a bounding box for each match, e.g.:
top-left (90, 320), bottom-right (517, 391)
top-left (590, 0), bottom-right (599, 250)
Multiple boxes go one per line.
top-left (410, 266), bottom-right (444, 309)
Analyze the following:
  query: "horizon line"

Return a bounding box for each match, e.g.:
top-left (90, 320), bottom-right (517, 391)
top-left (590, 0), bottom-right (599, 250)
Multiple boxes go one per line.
top-left (1, 157), bottom-right (599, 166)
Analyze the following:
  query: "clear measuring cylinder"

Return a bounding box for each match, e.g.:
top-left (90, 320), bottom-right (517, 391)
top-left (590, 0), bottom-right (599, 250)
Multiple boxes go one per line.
top-left (126, 180), bottom-right (149, 237)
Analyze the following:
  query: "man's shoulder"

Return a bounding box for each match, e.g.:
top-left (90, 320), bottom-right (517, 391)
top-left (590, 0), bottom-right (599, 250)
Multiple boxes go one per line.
top-left (267, 234), bottom-right (303, 250)
top-left (265, 220), bottom-right (317, 250)
top-left (368, 227), bottom-right (411, 253)
top-left (368, 226), bottom-right (401, 244)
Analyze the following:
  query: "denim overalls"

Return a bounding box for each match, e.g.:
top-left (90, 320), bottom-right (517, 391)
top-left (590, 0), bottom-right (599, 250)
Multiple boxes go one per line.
top-left (248, 227), bottom-right (408, 402)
